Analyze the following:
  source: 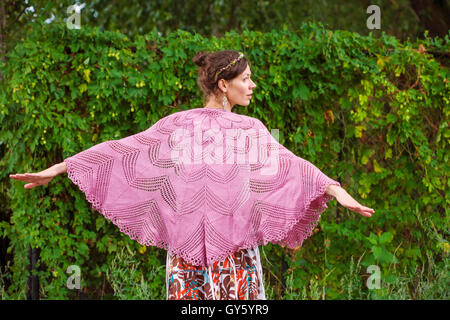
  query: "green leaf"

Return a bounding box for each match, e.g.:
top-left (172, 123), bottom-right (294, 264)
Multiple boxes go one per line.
top-left (405, 247), bottom-right (421, 258)
top-left (96, 216), bottom-right (106, 231)
top-left (367, 233), bottom-right (378, 245)
top-left (79, 83), bottom-right (88, 93)
top-left (293, 81), bottom-right (310, 100)
top-left (379, 231), bottom-right (393, 244)
top-left (372, 245), bottom-right (382, 259)
top-left (383, 273), bottom-right (397, 284)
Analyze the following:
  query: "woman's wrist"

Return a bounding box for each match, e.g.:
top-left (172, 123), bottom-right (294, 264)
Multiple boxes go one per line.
top-left (325, 184), bottom-right (341, 197)
top-left (51, 161), bottom-right (67, 176)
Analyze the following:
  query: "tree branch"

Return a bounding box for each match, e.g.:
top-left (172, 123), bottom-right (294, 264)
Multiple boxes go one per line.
top-left (5, 3), bottom-right (28, 32)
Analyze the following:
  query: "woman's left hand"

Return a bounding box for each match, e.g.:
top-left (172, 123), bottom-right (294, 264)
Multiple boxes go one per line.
top-left (327, 185), bottom-right (375, 218)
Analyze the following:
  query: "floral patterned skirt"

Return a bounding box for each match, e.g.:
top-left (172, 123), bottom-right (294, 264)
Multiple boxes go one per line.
top-left (166, 246), bottom-right (266, 300)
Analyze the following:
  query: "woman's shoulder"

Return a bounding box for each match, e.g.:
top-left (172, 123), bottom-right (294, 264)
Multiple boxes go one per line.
top-left (159, 107), bottom-right (265, 130)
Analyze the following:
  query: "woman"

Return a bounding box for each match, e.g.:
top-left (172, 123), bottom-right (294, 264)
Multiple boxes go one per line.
top-left (9, 50), bottom-right (375, 300)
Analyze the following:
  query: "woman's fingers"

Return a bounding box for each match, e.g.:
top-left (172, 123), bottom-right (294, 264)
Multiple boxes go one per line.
top-left (10, 175), bottom-right (29, 181)
top-left (10, 174), bottom-right (23, 180)
top-left (362, 205), bottom-right (375, 212)
top-left (362, 206), bottom-right (375, 214)
top-left (10, 173), bottom-right (52, 189)
top-left (360, 206), bottom-right (375, 217)
top-left (10, 173), bottom-right (38, 181)
top-left (362, 211), bottom-right (372, 217)
top-left (346, 205), bottom-right (375, 217)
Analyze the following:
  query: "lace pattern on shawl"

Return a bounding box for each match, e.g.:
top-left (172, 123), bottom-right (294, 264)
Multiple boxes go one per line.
top-left (64, 108), bottom-right (340, 267)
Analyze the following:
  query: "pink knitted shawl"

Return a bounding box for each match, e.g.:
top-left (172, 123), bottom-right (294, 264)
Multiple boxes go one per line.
top-left (64, 107), bottom-right (341, 267)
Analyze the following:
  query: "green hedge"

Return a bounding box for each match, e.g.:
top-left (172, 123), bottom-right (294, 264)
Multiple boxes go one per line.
top-left (0, 20), bottom-right (448, 299)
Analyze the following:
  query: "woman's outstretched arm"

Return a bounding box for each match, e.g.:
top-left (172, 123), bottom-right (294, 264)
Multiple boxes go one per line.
top-left (9, 161), bottom-right (67, 189)
top-left (326, 184), bottom-right (375, 218)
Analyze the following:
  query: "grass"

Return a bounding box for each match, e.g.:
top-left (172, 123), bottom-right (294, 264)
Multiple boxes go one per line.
top-left (105, 245), bottom-right (165, 300)
top-left (1, 243), bottom-right (447, 300)
top-left (277, 250), bottom-right (449, 300)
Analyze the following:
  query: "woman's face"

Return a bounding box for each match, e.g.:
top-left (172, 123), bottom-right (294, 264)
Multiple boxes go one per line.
top-left (225, 64), bottom-right (256, 107)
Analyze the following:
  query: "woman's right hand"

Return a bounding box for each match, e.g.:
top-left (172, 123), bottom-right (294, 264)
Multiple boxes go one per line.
top-left (9, 166), bottom-right (60, 189)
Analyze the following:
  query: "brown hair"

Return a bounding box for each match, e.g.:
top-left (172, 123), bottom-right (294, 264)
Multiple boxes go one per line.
top-left (193, 50), bottom-right (250, 102)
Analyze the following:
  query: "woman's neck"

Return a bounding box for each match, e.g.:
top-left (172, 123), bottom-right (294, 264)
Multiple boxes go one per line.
top-left (204, 103), bottom-right (232, 112)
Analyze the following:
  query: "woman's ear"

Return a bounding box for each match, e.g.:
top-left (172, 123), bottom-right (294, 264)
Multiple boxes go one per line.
top-left (218, 79), bottom-right (227, 93)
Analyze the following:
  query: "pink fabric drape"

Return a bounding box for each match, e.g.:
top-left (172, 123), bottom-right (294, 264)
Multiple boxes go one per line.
top-left (64, 107), bottom-right (340, 267)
